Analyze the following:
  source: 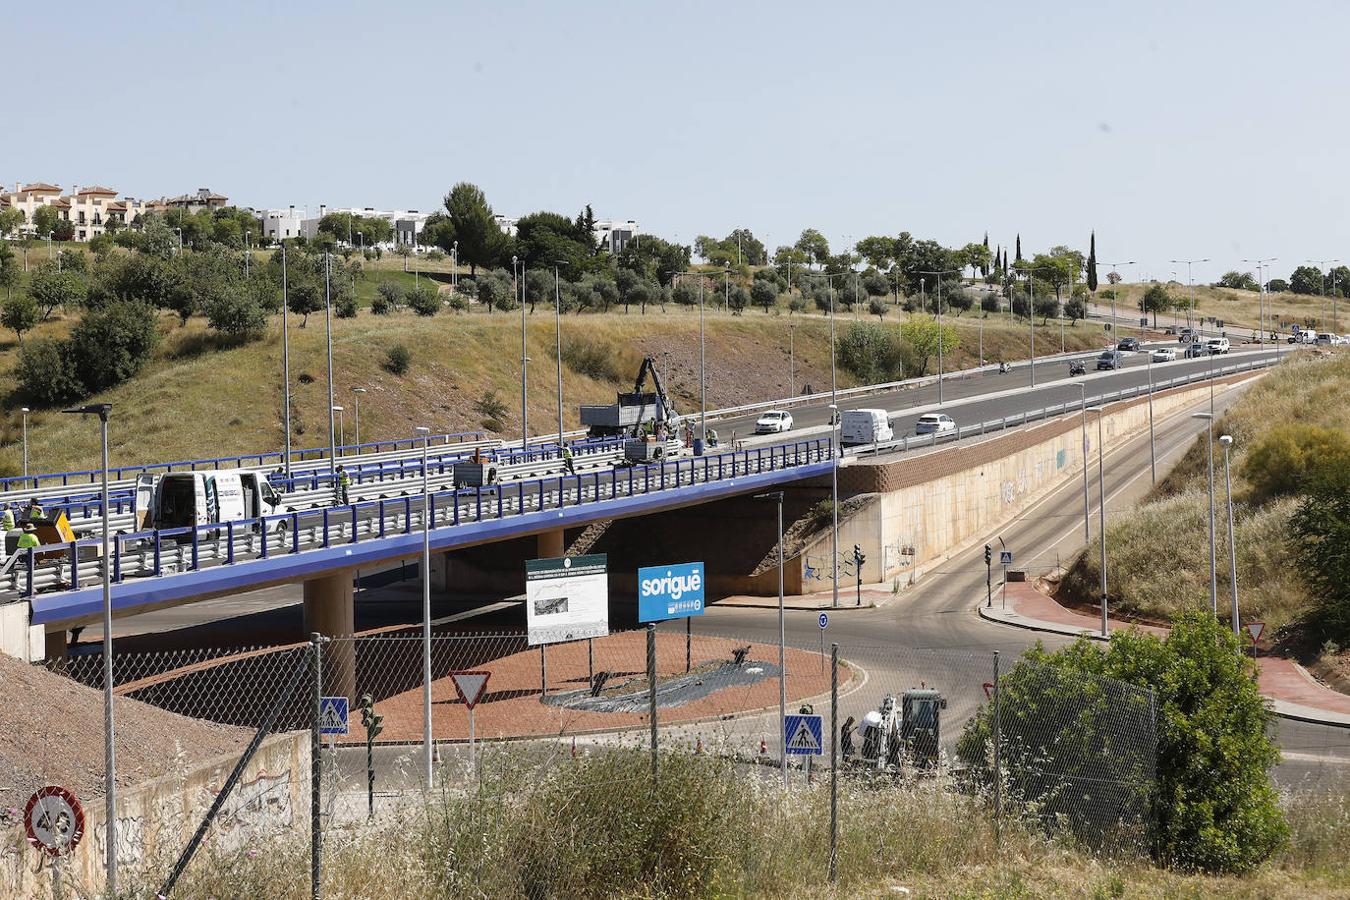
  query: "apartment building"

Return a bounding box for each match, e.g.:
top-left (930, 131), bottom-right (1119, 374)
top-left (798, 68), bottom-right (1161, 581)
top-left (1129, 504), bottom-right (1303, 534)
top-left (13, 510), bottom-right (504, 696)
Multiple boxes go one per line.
top-left (0, 182), bottom-right (150, 241)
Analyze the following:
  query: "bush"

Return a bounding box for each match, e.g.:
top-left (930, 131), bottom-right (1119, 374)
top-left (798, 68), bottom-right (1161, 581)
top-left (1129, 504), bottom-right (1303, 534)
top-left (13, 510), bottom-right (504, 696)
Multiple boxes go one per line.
top-left (836, 321), bottom-right (904, 384)
top-left (335, 293), bottom-right (358, 318)
top-left (750, 279), bottom-right (778, 313)
top-left (561, 339), bottom-right (621, 382)
top-left (981, 293), bottom-right (1000, 315)
top-left (867, 297), bottom-right (887, 319)
top-left (2, 293), bottom-right (40, 342)
top-left (68, 301), bottom-right (160, 393)
top-left (15, 337), bottom-right (83, 405)
top-left (384, 344), bottom-right (412, 375)
top-left (1290, 468), bottom-right (1350, 643)
top-left (959, 612), bottom-right (1287, 873)
top-left (1243, 424), bottom-right (1350, 503)
top-left (203, 284), bottom-right (267, 340)
top-left (407, 285), bottom-right (441, 316)
top-left (374, 281), bottom-right (404, 314)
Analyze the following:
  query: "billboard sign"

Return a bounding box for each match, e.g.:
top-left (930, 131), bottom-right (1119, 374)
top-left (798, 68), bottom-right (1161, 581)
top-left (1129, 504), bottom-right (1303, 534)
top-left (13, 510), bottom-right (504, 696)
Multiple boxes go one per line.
top-left (526, 554), bottom-right (609, 646)
top-left (637, 561), bottom-right (706, 623)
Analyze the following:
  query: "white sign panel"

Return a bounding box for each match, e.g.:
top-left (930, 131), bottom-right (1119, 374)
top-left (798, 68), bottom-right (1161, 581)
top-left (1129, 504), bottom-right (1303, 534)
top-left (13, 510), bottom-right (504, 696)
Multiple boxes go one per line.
top-left (525, 553), bottom-right (609, 646)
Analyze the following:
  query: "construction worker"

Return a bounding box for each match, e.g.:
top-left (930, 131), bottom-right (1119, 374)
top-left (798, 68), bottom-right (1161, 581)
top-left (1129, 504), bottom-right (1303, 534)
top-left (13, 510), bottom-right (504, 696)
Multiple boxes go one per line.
top-left (335, 465), bottom-right (351, 505)
top-left (16, 524), bottom-right (40, 551)
top-left (1, 504), bottom-right (14, 532)
top-left (24, 498), bottom-right (45, 522)
top-left (562, 445), bottom-right (576, 476)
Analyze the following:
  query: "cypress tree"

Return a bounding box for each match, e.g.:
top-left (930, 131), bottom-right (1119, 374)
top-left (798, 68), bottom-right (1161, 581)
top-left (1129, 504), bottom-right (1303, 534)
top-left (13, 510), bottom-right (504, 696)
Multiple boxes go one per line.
top-left (1087, 231), bottom-right (1099, 293)
top-left (1015, 234), bottom-right (1022, 263)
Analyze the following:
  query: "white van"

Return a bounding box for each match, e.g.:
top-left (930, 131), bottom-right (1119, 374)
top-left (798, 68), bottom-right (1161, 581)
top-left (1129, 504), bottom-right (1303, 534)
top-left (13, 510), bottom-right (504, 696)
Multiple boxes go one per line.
top-left (840, 409), bottom-right (894, 447)
top-left (136, 470), bottom-right (286, 531)
top-left (1205, 337), bottom-right (1230, 355)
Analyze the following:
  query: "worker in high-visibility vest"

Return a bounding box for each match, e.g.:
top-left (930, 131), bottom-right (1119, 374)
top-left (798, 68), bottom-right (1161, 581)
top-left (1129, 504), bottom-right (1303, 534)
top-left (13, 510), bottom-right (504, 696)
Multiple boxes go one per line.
top-left (24, 498), bottom-right (45, 521)
top-left (335, 465), bottom-right (351, 505)
top-left (562, 445), bottom-right (576, 476)
top-left (0, 504), bottom-right (14, 532)
top-left (15, 524), bottom-right (40, 551)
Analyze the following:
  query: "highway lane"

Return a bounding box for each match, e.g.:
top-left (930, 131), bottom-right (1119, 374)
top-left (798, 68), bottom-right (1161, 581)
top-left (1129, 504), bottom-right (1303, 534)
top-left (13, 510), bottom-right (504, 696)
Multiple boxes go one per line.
top-left (699, 375), bottom-right (1350, 785)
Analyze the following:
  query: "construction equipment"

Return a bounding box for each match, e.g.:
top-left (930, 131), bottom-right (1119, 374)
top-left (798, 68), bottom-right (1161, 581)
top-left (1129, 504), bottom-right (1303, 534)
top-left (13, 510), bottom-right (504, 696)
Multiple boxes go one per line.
top-left (850, 687), bottom-right (947, 772)
top-left (580, 357), bottom-right (680, 440)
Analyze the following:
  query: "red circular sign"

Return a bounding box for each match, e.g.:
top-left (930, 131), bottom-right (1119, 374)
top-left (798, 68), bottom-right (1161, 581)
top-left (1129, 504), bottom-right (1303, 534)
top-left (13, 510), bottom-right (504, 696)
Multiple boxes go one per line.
top-left (24, 786), bottom-right (85, 857)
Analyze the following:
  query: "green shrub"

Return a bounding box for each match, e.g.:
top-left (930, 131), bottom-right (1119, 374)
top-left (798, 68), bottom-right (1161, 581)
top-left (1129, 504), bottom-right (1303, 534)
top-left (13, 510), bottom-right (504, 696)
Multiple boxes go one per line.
top-left (335, 293), bottom-right (358, 318)
top-left (203, 283), bottom-right (267, 340)
top-left (15, 337), bottom-right (83, 405)
top-left (1243, 424), bottom-right (1350, 502)
top-left (836, 321), bottom-right (904, 383)
top-left (384, 344), bottom-right (412, 375)
top-left (1289, 468), bottom-right (1350, 643)
top-left (561, 338), bottom-right (621, 382)
top-left (68, 301), bottom-right (160, 393)
top-left (407, 285), bottom-right (441, 316)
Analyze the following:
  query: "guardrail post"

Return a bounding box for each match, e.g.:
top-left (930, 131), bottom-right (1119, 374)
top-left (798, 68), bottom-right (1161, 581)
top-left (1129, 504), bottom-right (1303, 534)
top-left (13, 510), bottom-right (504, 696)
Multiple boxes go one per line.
top-left (226, 521), bottom-right (235, 564)
top-left (321, 509), bottom-right (331, 548)
top-left (378, 501), bottom-right (387, 538)
top-left (260, 519), bottom-right (270, 558)
top-left (153, 530), bottom-right (162, 575)
top-left (112, 535), bottom-right (121, 582)
top-left (292, 513), bottom-right (301, 552)
top-left (191, 528), bottom-right (200, 570)
top-left (25, 548), bottom-right (35, 597)
top-left (350, 504), bottom-right (359, 543)
top-left (497, 487), bottom-right (504, 519)
top-left (475, 487), bottom-right (483, 520)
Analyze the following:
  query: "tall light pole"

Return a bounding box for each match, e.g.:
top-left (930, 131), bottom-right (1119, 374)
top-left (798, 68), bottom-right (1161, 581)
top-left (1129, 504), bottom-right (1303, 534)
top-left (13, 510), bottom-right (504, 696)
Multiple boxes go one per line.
top-left (1086, 406), bottom-right (1108, 636)
top-left (280, 244), bottom-right (292, 475)
top-left (1219, 434), bottom-right (1239, 638)
top-left (332, 405), bottom-right (345, 450)
top-left (415, 425), bottom-right (433, 787)
top-left (20, 407), bottom-right (29, 478)
top-left (452, 241), bottom-right (458, 290)
top-left (1242, 257), bottom-right (1277, 346)
top-left (515, 256), bottom-right (529, 451)
top-left (674, 271), bottom-right (713, 446)
top-left (553, 262), bottom-right (565, 445)
top-left (1307, 259), bottom-right (1340, 331)
top-left (62, 403), bottom-right (116, 892)
top-left (324, 253), bottom-right (337, 471)
top-left (804, 273), bottom-right (842, 608)
top-left (174, 227), bottom-right (183, 256)
top-left (1077, 385), bottom-right (1090, 542)
top-left (1147, 347), bottom-right (1157, 484)
top-left (788, 323), bottom-right (796, 396)
top-left (918, 268), bottom-right (962, 405)
top-left (1102, 261), bottom-right (1136, 335)
top-left (1169, 258), bottom-right (1209, 331)
top-left (351, 388), bottom-right (367, 449)
top-left (1192, 412), bottom-right (1218, 615)
top-left (754, 490), bottom-right (787, 790)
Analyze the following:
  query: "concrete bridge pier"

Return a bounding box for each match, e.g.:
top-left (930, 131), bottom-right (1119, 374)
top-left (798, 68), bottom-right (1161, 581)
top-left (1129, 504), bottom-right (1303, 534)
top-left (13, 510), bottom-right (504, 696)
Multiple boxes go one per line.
top-left (304, 569), bottom-right (356, 700)
top-left (536, 528), bottom-right (564, 559)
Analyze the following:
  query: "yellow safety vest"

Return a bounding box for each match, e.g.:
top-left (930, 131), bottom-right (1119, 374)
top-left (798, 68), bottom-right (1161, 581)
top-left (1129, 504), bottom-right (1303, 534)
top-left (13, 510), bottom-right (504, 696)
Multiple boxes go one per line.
top-left (16, 533), bottom-right (40, 550)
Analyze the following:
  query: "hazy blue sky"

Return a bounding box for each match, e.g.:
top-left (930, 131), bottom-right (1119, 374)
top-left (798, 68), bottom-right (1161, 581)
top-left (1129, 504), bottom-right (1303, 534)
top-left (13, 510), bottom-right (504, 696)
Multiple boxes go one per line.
top-left (10, 1), bottom-right (1347, 282)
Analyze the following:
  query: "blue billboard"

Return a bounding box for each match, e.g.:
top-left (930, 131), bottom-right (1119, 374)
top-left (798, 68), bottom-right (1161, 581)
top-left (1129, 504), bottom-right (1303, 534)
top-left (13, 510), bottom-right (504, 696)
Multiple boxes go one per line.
top-left (637, 562), bottom-right (706, 622)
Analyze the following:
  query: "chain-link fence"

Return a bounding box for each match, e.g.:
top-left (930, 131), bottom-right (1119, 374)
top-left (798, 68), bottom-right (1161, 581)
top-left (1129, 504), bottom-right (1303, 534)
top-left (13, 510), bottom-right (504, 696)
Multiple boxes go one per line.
top-left (0, 627), bottom-right (1184, 897)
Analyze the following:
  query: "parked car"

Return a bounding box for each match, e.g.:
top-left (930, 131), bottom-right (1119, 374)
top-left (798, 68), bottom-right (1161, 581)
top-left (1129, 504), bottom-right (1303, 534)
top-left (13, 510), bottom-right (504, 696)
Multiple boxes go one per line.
top-left (1315, 333), bottom-right (1335, 346)
top-left (1096, 351), bottom-right (1123, 370)
top-left (1184, 343), bottom-right (1208, 359)
top-left (914, 413), bottom-right (956, 436)
top-left (1151, 347), bottom-right (1177, 362)
top-left (1117, 337), bottom-right (1141, 352)
top-left (840, 409), bottom-right (894, 447)
top-left (1179, 327), bottom-right (1196, 343)
top-left (754, 410), bottom-right (794, 434)
top-left (1206, 337), bottom-right (1230, 354)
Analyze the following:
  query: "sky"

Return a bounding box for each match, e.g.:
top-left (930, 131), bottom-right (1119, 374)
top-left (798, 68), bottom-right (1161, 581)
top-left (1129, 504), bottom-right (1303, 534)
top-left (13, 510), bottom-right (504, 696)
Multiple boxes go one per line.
top-left (9, 1), bottom-right (1349, 284)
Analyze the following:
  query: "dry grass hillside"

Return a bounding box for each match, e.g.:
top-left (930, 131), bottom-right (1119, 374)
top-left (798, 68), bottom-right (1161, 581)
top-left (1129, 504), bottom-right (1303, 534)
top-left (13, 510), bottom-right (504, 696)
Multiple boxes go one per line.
top-left (1106, 282), bottom-right (1343, 335)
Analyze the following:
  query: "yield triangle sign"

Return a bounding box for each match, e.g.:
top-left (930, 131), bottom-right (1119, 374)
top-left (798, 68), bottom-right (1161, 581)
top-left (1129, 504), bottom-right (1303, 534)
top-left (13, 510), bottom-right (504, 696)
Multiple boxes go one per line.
top-left (1246, 621), bottom-right (1266, 644)
top-left (450, 671), bottom-right (491, 710)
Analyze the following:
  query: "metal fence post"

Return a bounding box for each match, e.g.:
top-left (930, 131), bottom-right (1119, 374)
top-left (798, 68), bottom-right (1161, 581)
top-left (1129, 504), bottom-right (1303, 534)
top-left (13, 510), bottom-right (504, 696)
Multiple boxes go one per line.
top-left (310, 633), bottom-right (323, 900)
top-left (829, 642), bottom-right (839, 884)
top-left (647, 623), bottom-right (658, 786)
top-left (992, 649), bottom-right (1002, 849)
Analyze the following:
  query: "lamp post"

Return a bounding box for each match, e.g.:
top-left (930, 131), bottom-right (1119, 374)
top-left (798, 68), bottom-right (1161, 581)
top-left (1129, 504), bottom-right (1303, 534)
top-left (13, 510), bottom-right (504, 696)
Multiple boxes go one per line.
top-left (1169, 258), bottom-right (1209, 331)
top-left (804, 272), bottom-right (842, 609)
top-left (1086, 405), bottom-right (1108, 636)
top-left (788, 323), bottom-right (796, 396)
top-left (415, 425), bottom-right (433, 787)
top-left (1147, 345), bottom-right (1157, 484)
top-left (452, 241), bottom-right (458, 290)
top-left (1102, 261), bottom-right (1136, 334)
top-left (1307, 259), bottom-right (1340, 332)
top-left (61, 403), bottom-right (116, 892)
top-left (515, 256), bottom-right (529, 450)
top-left (1193, 412), bottom-right (1218, 615)
top-left (1242, 257), bottom-right (1277, 346)
top-left (1219, 433), bottom-right (1240, 639)
top-left (280, 244), bottom-right (292, 475)
top-left (351, 388), bottom-right (367, 450)
top-left (674, 271), bottom-right (714, 446)
top-left (174, 227), bottom-right (183, 256)
top-left (324, 253), bottom-right (337, 472)
top-left (553, 262), bottom-right (566, 445)
top-left (918, 268), bottom-right (962, 405)
top-left (20, 407), bottom-right (28, 478)
top-left (1077, 385), bottom-right (1089, 542)
top-left (332, 405), bottom-right (345, 450)
top-left (754, 489), bottom-right (788, 790)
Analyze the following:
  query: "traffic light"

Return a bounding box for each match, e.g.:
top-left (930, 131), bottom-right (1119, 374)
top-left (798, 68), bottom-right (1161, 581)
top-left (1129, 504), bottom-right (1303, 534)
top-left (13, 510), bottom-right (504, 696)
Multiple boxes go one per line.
top-left (853, 544), bottom-right (865, 567)
top-left (359, 693), bottom-right (383, 739)
top-left (984, 544), bottom-right (992, 566)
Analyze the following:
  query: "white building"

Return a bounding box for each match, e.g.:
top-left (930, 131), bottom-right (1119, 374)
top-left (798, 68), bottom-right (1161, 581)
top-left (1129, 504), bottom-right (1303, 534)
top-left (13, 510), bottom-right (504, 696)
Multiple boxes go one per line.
top-left (257, 206), bottom-right (307, 242)
top-left (293, 205), bottom-right (431, 248)
top-left (492, 214), bottom-right (639, 253)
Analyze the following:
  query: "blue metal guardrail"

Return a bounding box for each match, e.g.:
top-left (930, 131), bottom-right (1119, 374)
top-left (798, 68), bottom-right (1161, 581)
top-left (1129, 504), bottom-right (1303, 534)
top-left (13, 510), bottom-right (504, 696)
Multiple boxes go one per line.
top-left (0, 431), bottom-right (487, 493)
top-left (16, 437), bottom-right (835, 613)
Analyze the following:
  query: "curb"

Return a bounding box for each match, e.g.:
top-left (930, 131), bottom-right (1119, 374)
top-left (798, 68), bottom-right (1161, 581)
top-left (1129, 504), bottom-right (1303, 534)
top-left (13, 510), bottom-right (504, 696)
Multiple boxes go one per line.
top-left (976, 601), bottom-right (1350, 730)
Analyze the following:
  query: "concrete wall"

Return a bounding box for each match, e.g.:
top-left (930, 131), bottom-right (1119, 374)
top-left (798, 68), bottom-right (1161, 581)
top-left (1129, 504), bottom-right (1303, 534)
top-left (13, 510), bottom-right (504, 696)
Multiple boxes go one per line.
top-left (790, 375), bottom-right (1258, 592)
top-left (1, 731), bottom-right (310, 899)
top-left (0, 602), bottom-right (44, 662)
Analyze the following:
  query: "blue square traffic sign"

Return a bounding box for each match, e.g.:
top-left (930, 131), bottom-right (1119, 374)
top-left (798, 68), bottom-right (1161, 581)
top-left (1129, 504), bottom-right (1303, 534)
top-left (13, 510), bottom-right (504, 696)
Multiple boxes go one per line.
top-left (784, 714), bottom-right (823, 755)
top-left (319, 696), bottom-right (349, 735)
top-left (999, 550), bottom-right (1014, 566)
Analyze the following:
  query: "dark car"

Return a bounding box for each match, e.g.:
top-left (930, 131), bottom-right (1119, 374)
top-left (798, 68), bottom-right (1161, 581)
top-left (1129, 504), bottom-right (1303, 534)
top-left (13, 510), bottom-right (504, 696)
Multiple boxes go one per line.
top-left (1184, 343), bottom-right (1208, 359)
top-left (1096, 351), bottom-right (1123, 370)
top-left (1116, 337), bottom-right (1141, 352)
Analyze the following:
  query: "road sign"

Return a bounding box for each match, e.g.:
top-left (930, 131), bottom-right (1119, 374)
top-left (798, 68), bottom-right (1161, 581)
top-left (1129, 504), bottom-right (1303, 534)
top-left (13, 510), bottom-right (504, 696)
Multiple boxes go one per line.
top-left (526, 554), bottom-right (610, 645)
top-left (450, 671), bottom-right (491, 710)
top-left (637, 561), bottom-right (705, 622)
top-left (818, 612), bottom-right (829, 630)
top-left (784, 714), bottom-right (823, 756)
top-left (999, 550), bottom-right (1014, 566)
top-left (25, 786), bottom-right (84, 857)
top-left (1246, 621), bottom-right (1266, 644)
top-left (319, 696), bottom-right (349, 735)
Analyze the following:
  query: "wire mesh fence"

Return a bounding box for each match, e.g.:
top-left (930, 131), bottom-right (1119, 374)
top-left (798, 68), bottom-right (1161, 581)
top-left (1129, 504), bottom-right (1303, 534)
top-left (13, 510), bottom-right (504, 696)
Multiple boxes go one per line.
top-left (15, 626), bottom-right (1350, 897)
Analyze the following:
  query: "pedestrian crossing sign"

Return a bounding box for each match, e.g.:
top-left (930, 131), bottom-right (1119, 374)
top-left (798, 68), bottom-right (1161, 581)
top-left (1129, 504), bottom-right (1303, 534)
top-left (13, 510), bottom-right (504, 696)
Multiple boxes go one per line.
top-left (784, 714), bottom-right (823, 755)
top-left (319, 696), bottom-right (349, 735)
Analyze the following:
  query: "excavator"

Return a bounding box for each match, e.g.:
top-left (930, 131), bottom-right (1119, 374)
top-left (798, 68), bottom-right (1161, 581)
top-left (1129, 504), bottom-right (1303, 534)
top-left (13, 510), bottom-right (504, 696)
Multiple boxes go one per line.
top-left (579, 357), bottom-right (683, 462)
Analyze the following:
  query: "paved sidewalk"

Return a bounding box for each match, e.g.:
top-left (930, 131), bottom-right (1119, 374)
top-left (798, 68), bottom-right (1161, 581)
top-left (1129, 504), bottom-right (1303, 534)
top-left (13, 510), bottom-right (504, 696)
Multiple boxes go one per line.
top-left (718, 581), bottom-right (896, 611)
top-left (980, 581), bottom-right (1350, 728)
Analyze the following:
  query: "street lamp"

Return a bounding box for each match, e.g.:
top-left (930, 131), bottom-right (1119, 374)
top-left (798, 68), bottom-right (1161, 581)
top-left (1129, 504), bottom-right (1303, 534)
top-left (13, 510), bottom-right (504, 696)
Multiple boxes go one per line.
top-left (553, 261), bottom-right (566, 445)
top-left (1102, 261), bottom-right (1136, 336)
top-left (674, 271), bottom-right (714, 447)
top-left (788, 323), bottom-right (796, 396)
top-left (1169, 258), bottom-right (1209, 331)
top-left (514, 256), bottom-right (529, 451)
top-left (828, 403), bottom-right (840, 611)
top-left (1307, 259), bottom-right (1340, 332)
top-left (917, 269), bottom-right (962, 405)
top-left (1076, 385), bottom-right (1089, 542)
top-left (753, 489), bottom-right (788, 790)
top-left (351, 388), bottom-right (367, 450)
top-left (1192, 412), bottom-right (1219, 615)
top-left (332, 405), bottom-right (345, 450)
top-left (60, 403), bottom-right (116, 892)
top-left (20, 407), bottom-right (29, 478)
top-left (1086, 405), bottom-right (1108, 637)
top-left (1241, 257), bottom-right (1277, 346)
top-left (1219, 434), bottom-right (1239, 639)
top-left (174, 227), bottom-right (183, 256)
top-left (452, 240), bottom-right (458, 290)
top-left (415, 425), bottom-right (433, 787)
top-left (280, 244), bottom-right (293, 475)
top-left (324, 254), bottom-right (337, 472)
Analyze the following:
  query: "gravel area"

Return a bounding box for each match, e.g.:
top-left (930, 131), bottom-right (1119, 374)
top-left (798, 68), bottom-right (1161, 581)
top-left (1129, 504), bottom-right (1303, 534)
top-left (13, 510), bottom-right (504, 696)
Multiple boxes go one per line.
top-left (0, 653), bottom-right (250, 813)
